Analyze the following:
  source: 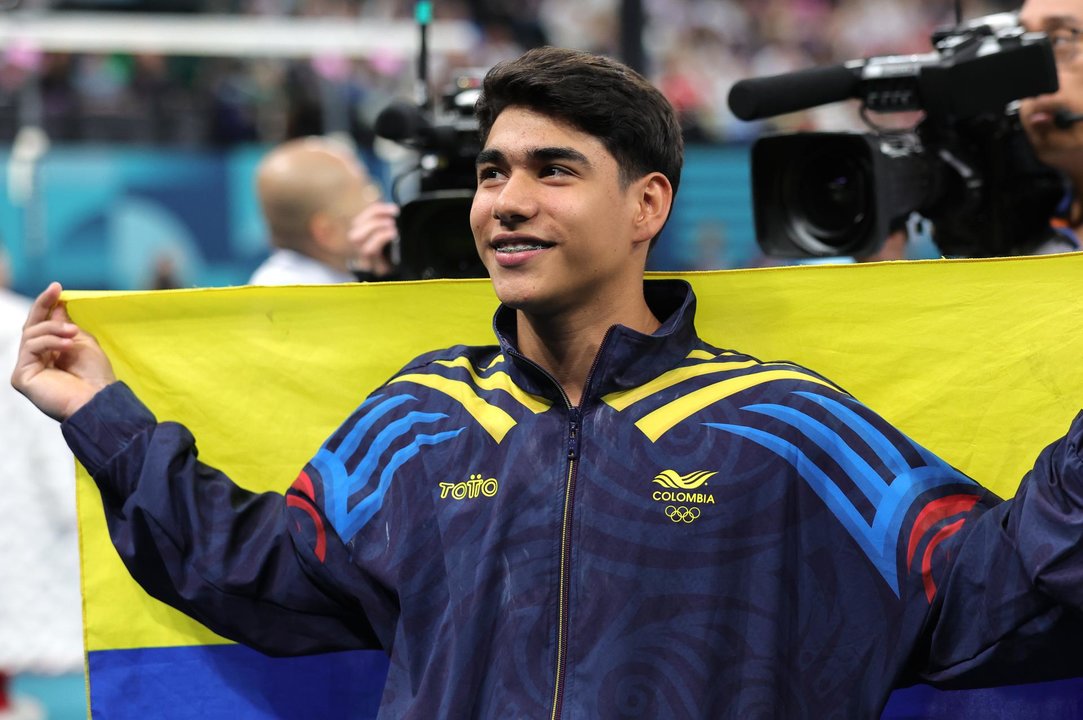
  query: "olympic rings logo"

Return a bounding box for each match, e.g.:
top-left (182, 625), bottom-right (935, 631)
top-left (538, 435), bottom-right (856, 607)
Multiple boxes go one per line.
top-left (665, 505), bottom-right (701, 524)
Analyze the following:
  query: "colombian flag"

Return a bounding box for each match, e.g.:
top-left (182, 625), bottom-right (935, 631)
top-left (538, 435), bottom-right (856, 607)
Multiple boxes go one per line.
top-left (65, 256), bottom-right (1083, 718)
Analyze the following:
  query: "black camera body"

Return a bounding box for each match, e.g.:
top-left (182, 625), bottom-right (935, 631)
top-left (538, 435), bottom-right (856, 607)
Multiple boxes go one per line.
top-left (374, 73), bottom-right (487, 279)
top-left (730, 13), bottom-right (1065, 258)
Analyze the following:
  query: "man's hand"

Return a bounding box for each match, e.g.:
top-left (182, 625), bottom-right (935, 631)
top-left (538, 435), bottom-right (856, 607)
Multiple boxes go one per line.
top-left (11, 282), bottom-right (117, 422)
top-left (347, 201), bottom-right (400, 278)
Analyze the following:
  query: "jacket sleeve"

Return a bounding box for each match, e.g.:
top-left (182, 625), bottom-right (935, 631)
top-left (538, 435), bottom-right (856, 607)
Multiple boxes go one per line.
top-left (63, 381), bottom-right (383, 657)
top-left (910, 410), bottom-right (1083, 688)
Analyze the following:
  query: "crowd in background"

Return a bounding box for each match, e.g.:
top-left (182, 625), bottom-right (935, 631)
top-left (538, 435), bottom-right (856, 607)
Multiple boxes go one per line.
top-left (0, 0), bottom-right (1018, 149)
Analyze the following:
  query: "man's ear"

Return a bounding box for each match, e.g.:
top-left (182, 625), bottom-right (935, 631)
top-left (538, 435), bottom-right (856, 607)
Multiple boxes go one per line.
top-left (632, 172), bottom-right (673, 245)
top-left (308, 211), bottom-right (336, 251)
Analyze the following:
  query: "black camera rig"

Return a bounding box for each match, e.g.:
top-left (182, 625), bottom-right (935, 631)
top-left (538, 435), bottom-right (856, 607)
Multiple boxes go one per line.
top-left (371, 0), bottom-right (486, 279)
top-left (374, 72), bottom-right (485, 279)
top-left (728, 12), bottom-right (1065, 259)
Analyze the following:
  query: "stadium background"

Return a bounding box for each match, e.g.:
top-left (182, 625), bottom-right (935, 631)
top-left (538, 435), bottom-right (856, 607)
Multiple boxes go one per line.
top-left (0, 0), bottom-right (1019, 294)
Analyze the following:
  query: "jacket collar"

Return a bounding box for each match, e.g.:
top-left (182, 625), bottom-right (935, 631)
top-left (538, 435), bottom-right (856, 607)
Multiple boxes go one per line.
top-left (491, 278), bottom-right (700, 403)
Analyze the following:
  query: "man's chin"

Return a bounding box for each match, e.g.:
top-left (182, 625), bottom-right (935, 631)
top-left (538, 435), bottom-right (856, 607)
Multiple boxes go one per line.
top-left (494, 293), bottom-right (539, 312)
top-left (491, 286), bottom-right (556, 317)
top-left (1032, 144), bottom-right (1083, 174)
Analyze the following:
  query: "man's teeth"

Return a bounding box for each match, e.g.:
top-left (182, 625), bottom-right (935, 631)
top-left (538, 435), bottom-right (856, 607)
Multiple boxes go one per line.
top-left (496, 243), bottom-right (547, 253)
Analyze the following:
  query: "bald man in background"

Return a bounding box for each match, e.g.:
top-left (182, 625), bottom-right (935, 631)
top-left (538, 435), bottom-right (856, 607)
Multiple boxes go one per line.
top-left (248, 137), bottom-right (400, 285)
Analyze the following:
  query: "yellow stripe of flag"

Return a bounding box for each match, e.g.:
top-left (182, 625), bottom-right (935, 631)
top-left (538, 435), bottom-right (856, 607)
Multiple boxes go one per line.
top-left (63, 254), bottom-right (1083, 658)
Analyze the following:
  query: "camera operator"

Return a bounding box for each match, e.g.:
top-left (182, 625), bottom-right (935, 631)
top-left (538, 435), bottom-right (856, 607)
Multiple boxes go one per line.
top-left (1019, 0), bottom-right (1083, 253)
top-left (248, 137), bottom-right (399, 286)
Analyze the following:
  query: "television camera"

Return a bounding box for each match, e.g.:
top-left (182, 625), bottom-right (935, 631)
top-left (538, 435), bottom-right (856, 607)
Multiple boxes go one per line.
top-left (373, 71), bottom-right (486, 279)
top-left (728, 12), bottom-right (1066, 259)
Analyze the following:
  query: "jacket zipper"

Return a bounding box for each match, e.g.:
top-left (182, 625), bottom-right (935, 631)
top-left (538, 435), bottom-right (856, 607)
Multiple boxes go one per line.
top-left (548, 328), bottom-right (611, 720)
top-left (503, 327), bottom-right (612, 720)
top-left (550, 407), bottom-right (580, 720)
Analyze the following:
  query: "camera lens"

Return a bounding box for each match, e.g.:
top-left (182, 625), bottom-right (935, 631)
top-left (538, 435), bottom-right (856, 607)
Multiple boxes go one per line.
top-left (785, 152), bottom-right (870, 253)
top-left (397, 190), bottom-right (488, 279)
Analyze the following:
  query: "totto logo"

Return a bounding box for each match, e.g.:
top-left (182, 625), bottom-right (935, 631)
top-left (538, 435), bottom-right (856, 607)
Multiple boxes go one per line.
top-left (439, 473), bottom-right (499, 500)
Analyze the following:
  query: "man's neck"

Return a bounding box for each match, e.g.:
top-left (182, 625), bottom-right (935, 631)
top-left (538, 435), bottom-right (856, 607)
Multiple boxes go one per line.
top-left (514, 297), bottom-right (660, 407)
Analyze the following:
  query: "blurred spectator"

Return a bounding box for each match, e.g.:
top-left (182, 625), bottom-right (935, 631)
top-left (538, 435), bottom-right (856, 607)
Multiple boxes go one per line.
top-left (0, 258), bottom-right (81, 720)
top-left (0, 1), bottom-right (1025, 147)
top-left (149, 255), bottom-right (183, 290)
top-left (249, 135), bottom-right (394, 285)
top-left (207, 58), bottom-right (262, 145)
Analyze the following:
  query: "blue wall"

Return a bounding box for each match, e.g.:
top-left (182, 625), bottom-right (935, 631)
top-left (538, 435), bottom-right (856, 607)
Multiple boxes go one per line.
top-left (1, 145), bottom-right (267, 294)
top-left (650, 144), bottom-right (759, 271)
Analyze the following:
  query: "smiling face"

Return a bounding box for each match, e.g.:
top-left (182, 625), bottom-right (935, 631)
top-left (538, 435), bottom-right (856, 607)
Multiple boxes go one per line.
top-left (1020, 0), bottom-right (1083, 180)
top-left (470, 106), bottom-right (668, 323)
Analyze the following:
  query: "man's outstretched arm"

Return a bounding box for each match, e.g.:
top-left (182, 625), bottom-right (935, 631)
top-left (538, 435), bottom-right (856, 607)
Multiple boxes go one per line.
top-left (12, 283), bottom-right (383, 656)
top-left (913, 415), bottom-right (1083, 688)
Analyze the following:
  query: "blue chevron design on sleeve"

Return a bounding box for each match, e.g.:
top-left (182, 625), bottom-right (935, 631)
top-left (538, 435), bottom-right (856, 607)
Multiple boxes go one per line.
top-left (309, 393), bottom-right (464, 543)
top-left (704, 391), bottom-right (974, 596)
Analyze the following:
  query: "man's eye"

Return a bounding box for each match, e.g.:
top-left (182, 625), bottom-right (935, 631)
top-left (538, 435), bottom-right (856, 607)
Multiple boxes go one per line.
top-left (1051, 27), bottom-right (1081, 44)
top-left (1049, 27), bottom-right (1083, 62)
top-left (478, 167), bottom-right (504, 182)
top-left (542, 166), bottom-right (571, 178)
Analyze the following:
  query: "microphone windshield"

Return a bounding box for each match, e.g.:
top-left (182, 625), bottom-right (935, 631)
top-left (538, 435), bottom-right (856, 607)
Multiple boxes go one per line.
top-left (374, 101), bottom-right (433, 143)
top-left (728, 64), bottom-right (860, 121)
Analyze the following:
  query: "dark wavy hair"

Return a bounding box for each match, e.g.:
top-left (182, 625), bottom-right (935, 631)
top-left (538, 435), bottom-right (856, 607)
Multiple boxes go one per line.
top-left (475, 46), bottom-right (683, 205)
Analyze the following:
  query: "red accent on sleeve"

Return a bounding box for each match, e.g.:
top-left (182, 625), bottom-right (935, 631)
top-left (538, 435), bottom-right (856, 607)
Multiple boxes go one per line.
top-left (921, 518), bottom-right (967, 602)
top-left (292, 470), bottom-right (316, 501)
top-left (907, 494), bottom-right (981, 568)
top-left (286, 494), bottom-right (327, 563)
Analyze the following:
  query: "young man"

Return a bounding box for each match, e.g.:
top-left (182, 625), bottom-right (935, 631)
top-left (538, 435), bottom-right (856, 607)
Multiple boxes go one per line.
top-left (13, 47), bottom-right (1083, 718)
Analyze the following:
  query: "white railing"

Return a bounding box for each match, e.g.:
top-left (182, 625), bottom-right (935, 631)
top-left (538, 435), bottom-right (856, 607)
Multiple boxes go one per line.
top-left (0, 11), bottom-right (477, 58)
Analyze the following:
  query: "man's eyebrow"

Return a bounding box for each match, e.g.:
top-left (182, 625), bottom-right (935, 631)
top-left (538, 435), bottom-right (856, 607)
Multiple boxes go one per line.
top-left (476, 148), bottom-right (505, 167)
top-left (475, 146), bottom-right (592, 168)
top-left (531, 146), bottom-right (591, 167)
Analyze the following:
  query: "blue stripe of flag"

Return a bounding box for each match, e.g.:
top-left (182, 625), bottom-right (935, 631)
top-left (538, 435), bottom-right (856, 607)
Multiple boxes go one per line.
top-left (88, 645), bottom-right (388, 719)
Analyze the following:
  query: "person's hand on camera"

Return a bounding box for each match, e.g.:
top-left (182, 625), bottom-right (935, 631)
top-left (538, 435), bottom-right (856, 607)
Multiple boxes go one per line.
top-left (853, 228), bottom-right (908, 263)
top-left (348, 201), bottom-right (400, 279)
top-left (11, 282), bottom-right (116, 422)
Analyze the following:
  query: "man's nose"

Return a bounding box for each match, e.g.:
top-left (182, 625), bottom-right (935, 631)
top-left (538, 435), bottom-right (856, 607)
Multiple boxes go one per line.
top-left (493, 172), bottom-right (537, 225)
